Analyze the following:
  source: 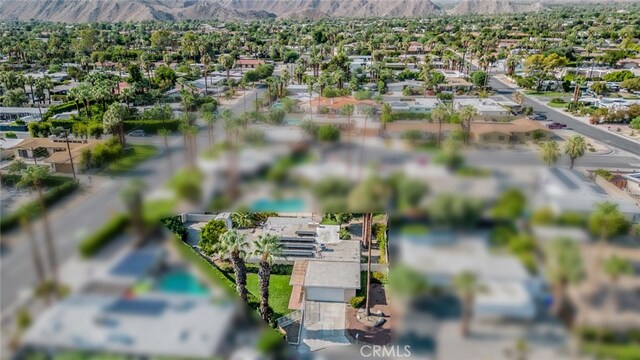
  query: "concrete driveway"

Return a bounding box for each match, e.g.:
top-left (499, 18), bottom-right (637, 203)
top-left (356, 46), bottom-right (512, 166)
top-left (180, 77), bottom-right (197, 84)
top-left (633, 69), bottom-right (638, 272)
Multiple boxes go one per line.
top-left (298, 301), bottom-right (351, 352)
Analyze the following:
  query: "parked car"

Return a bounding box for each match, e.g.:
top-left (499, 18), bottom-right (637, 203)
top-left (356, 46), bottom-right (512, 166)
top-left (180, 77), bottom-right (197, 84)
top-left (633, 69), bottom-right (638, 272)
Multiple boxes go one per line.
top-left (128, 130), bottom-right (146, 137)
top-left (528, 113), bottom-right (547, 121)
top-left (546, 122), bottom-right (567, 129)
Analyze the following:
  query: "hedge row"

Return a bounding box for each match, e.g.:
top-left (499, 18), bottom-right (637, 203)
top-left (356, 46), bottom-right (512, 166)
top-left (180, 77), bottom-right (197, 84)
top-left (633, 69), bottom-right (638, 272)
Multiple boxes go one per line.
top-left (78, 214), bottom-right (129, 258)
top-left (1, 174), bottom-right (72, 188)
top-left (0, 180), bottom-right (79, 233)
top-left (43, 101), bottom-right (77, 121)
top-left (123, 119), bottom-right (181, 134)
top-left (217, 262), bottom-right (293, 275)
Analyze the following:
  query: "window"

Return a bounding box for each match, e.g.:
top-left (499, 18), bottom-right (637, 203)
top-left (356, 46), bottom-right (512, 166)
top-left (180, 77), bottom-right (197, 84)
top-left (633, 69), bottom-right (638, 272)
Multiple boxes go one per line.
top-left (18, 149), bottom-right (28, 158)
top-left (498, 136), bottom-right (505, 141)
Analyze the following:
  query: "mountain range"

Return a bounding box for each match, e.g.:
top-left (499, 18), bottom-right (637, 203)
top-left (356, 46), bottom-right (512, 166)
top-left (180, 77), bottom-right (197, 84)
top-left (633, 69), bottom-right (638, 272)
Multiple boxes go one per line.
top-left (0, 0), bottom-right (551, 23)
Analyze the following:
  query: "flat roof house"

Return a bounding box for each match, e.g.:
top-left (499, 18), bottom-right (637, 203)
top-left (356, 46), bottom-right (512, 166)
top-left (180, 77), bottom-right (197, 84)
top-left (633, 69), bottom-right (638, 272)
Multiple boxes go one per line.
top-left (537, 167), bottom-right (640, 222)
top-left (236, 59), bottom-right (265, 69)
top-left (9, 137), bottom-right (101, 173)
top-left (454, 98), bottom-right (510, 117)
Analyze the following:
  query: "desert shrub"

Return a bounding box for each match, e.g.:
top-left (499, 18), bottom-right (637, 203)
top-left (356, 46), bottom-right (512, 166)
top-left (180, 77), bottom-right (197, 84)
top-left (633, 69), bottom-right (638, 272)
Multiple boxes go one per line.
top-left (349, 296), bottom-right (366, 308)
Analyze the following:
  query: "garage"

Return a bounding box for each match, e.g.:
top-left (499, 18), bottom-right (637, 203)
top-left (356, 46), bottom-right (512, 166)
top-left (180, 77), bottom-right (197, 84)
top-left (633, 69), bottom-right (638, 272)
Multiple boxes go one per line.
top-left (306, 287), bottom-right (347, 302)
top-left (301, 261), bottom-right (361, 303)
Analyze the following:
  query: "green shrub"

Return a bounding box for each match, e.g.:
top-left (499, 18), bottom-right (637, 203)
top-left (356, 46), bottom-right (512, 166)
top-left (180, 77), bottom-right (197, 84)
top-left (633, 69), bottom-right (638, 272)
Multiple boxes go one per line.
top-left (4, 132), bottom-right (17, 139)
top-left (339, 228), bottom-right (352, 240)
top-left (42, 101), bottom-right (78, 121)
top-left (161, 216), bottom-right (187, 241)
top-left (594, 169), bottom-right (614, 181)
top-left (198, 219), bottom-right (228, 255)
top-left (550, 97), bottom-right (566, 104)
top-left (372, 271), bottom-right (388, 284)
top-left (349, 296), bottom-right (365, 308)
top-left (78, 214), bottom-right (129, 257)
top-left (123, 119), bottom-right (181, 134)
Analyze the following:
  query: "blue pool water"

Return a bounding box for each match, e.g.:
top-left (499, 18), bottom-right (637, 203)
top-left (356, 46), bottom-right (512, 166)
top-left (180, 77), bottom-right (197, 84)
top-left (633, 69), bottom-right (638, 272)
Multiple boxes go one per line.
top-left (250, 198), bottom-right (306, 212)
top-left (158, 271), bottom-right (209, 296)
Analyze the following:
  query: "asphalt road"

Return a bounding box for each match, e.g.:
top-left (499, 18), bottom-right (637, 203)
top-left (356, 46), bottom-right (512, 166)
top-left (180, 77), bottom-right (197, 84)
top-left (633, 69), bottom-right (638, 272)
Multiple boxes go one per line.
top-left (489, 76), bottom-right (640, 157)
top-left (0, 88), bottom-right (264, 313)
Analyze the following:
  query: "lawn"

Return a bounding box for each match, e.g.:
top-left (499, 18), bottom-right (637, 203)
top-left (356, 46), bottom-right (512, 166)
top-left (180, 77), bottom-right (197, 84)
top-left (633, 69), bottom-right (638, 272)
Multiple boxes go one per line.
top-left (143, 198), bottom-right (177, 224)
top-left (583, 343), bottom-right (640, 360)
top-left (247, 273), bottom-right (293, 319)
top-left (547, 102), bottom-right (569, 109)
top-left (524, 90), bottom-right (571, 98)
top-left (103, 144), bottom-right (157, 175)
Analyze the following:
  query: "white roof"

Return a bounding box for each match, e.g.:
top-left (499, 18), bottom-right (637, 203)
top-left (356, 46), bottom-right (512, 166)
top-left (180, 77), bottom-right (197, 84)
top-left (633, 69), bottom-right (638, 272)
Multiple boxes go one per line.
top-left (22, 294), bottom-right (235, 358)
top-left (474, 281), bottom-right (536, 320)
top-left (399, 233), bottom-right (531, 284)
top-left (0, 138), bottom-right (24, 149)
top-left (305, 261), bottom-right (361, 289)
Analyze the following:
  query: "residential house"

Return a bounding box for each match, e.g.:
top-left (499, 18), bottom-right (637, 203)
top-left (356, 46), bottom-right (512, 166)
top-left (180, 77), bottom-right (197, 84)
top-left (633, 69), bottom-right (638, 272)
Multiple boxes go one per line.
top-left (537, 167), bottom-right (640, 221)
top-left (301, 96), bottom-right (377, 116)
top-left (388, 98), bottom-right (440, 113)
top-left (8, 137), bottom-right (101, 173)
top-left (235, 59), bottom-right (265, 70)
top-left (453, 98), bottom-right (511, 117)
top-left (470, 118), bottom-right (549, 144)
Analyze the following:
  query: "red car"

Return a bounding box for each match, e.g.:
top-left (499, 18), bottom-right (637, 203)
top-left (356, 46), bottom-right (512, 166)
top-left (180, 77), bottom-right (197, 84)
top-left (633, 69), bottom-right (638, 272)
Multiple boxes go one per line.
top-left (546, 122), bottom-right (567, 129)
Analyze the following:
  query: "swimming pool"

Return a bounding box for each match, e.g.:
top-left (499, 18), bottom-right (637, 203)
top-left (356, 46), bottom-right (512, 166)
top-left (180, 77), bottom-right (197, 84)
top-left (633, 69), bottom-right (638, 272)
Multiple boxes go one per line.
top-left (157, 270), bottom-right (209, 296)
top-left (250, 198), bottom-right (306, 212)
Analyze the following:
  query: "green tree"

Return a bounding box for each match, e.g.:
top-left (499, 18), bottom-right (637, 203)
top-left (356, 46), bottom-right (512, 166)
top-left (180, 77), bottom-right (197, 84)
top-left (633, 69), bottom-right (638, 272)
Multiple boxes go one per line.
top-left (470, 71), bottom-right (487, 88)
top-left (103, 103), bottom-right (126, 145)
top-left (589, 202), bottom-right (630, 273)
top-left (563, 135), bottom-right (586, 169)
top-left (18, 166), bottom-right (58, 297)
top-left (199, 219), bottom-right (228, 255)
top-left (453, 271), bottom-right (483, 337)
top-left (252, 234), bottom-right (284, 322)
top-left (459, 105), bottom-right (477, 145)
top-left (317, 124), bottom-right (340, 143)
top-left (492, 188), bottom-right (526, 221)
top-left (120, 179), bottom-right (145, 246)
top-left (216, 229), bottom-right (249, 303)
top-left (539, 141), bottom-right (560, 167)
top-left (218, 54), bottom-right (235, 80)
top-left (545, 238), bottom-right (584, 318)
top-left (431, 104), bottom-right (449, 147)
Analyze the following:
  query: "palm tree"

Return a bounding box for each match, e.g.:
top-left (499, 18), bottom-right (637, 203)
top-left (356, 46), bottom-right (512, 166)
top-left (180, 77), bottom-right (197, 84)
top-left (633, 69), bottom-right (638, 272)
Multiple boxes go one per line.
top-left (544, 238), bottom-right (584, 320)
top-left (459, 105), bottom-right (477, 145)
top-left (431, 104), bottom-right (449, 147)
top-left (363, 213), bottom-right (374, 316)
top-left (20, 215), bottom-right (46, 290)
top-left (103, 103), bottom-right (126, 146)
top-left (216, 230), bottom-right (249, 303)
top-left (120, 179), bottom-right (146, 246)
top-left (252, 234), bottom-right (284, 322)
top-left (201, 53), bottom-right (212, 95)
top-left (360, 108), bottom-right (374, 180)
top-left (512, 91), bottom-right (525, 108)
top-left (563, 135), bottom-right (586, 169)
top-left (201, 103), bottom-right (217, 149)
top-left (158, 128), bottom-right (173, 172)
top-left (453, 271), bottom-right (482, 337)
top-left (341, 104), bottom-right (355, 175)
top-left (602, 255), bottom-right (632, 313)
top-left (218, 54), bottom-right (235, 80)
top-left (539, 141), bottom-right (560, 167)
top-left (588, 202), bottom-right (629, 280)
top-left (18, 166), bottom-right (58, 296)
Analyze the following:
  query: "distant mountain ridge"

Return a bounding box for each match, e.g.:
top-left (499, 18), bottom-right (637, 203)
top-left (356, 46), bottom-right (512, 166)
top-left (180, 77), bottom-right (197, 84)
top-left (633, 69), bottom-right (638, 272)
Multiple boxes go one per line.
top-left (0, 0), bottom-right (554, 23)
top-left (449, 0), bottom-right (545, 15)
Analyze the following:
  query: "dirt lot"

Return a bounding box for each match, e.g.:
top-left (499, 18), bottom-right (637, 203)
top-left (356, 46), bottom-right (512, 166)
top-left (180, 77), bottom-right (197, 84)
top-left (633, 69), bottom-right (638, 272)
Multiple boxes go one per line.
top-left (345, 283), bottom-right (392, 345)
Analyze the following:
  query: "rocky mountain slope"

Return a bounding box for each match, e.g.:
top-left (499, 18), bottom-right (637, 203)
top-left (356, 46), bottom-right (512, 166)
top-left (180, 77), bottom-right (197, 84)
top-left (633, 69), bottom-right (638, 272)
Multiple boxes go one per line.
top-left (0, 0), bottom-right (445, 22)
top-left (449, 0), bottom-right (545, 15)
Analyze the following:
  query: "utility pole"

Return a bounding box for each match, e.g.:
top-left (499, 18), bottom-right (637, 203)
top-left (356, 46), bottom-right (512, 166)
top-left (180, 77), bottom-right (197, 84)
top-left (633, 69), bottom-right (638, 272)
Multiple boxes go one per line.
top-left (63, 130), bottom-right (77, 180)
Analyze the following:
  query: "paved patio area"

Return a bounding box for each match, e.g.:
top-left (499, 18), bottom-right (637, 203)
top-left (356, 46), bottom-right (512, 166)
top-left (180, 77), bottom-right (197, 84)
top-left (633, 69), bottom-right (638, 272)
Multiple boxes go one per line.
top-left (298, 301), bottom-right (351, 352)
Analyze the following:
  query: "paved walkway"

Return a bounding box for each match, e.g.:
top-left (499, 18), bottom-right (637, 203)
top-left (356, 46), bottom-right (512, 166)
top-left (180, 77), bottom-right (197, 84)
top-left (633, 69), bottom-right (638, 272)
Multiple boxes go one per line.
top-left (298, 301), bottom-right (351, 353)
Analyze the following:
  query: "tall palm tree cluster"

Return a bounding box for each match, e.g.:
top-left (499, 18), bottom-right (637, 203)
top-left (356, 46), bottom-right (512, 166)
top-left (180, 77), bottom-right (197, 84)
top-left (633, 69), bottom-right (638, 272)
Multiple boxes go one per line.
top-left (212, 229), bottom-right (283, 323)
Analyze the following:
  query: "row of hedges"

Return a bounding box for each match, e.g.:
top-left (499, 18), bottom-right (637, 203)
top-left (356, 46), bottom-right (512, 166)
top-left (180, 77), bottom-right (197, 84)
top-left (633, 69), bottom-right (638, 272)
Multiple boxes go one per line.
top-left (160, 216), bottom-right (188, 241)
top-left (1, 174), bottom-right (73, 188)
top-left (78, 214), bottom-right (129, 257)
top-left (0, 180), bottom-right (79, 233)
top-left (43, 101), bottom-right (77, 121)
top-left (218, 262), bottom-right (293, 275)
top-left (123, 119), bottom-right (181, 134)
